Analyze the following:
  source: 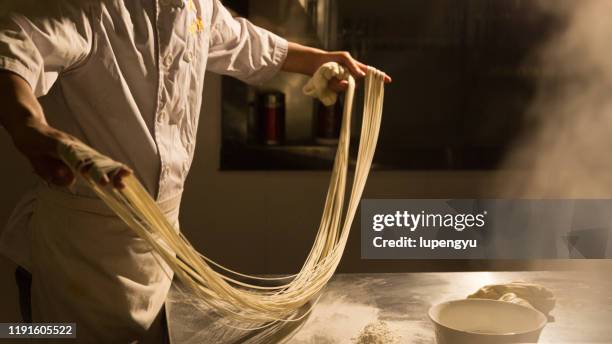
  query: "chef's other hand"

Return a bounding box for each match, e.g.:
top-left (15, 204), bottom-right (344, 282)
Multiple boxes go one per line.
top-left (282, 42), bottom-right (392, 93)
top-left (319, 51), bottom-right (392, 92)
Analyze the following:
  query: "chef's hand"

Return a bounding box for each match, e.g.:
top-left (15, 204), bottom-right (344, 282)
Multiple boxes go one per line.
top-left (11, 119), bottom-right (75, 187)
top-left (282, 42), bottom-right (392, 92)
top-left (0, 71), bottom-right (130, 189)
top-left (11, 119), bottom-right (132, 189)
top-left (312, 50), bottom-right (392, 92)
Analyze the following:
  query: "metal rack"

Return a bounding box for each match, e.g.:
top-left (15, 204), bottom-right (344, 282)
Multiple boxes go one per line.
top-left (220, 0), bottom-right (564, 171)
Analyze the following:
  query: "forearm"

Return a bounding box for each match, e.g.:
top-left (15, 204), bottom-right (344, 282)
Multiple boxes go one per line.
top-left (0, 70), bottom-right (47, 138)
top-left (281, 42), bottom-right (327, 76)
top-left (0, 70), bottom-right (129, 188)
top-left (282, 42), bottom-right (372, 82)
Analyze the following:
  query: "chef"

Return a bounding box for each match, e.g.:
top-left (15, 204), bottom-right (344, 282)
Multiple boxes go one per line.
top-left (0, 0), bottom-right (390, 342)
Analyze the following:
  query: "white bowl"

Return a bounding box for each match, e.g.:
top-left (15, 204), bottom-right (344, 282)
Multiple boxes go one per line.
top-left (429, 299), bottom-right (547, 344)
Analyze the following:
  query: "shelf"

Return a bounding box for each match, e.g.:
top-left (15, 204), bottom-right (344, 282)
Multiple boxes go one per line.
top-left (220, 143), bottom-right (343, 171)
top-left (219, 143), bottom-right (507, 171)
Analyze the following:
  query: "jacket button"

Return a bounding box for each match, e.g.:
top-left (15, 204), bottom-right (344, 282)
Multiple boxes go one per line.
top-left (157, 111), bottom-right (167, 123)
top-left (184, 51), bottom-right (193, 63)
top-left (163, 54), bottom-right (173, 68)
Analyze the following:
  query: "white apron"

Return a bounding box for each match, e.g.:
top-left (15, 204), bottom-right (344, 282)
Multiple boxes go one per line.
top-left (29, 185), bottom-right (180, 343)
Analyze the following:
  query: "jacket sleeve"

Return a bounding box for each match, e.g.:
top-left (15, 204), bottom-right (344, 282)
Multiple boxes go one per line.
top-left (206, 0), bottom-right (288, 85)
top-left (0, 0), bottom-right (95, 97)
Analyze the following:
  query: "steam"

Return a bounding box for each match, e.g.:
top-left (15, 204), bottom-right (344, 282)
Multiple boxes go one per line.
top-left (497, 0), bottom-right (612, 198)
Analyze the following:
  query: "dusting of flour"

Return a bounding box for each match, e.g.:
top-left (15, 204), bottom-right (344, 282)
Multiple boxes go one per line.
top-left (352, 321), bottom-right (400, 344)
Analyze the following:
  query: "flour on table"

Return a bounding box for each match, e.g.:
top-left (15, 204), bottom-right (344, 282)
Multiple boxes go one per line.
top-left (352, 321), bottom-right (400, 344)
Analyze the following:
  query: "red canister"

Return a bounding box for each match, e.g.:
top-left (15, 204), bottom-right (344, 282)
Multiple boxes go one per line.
top-left (315, 98), bottom-right (342, 145)
top-left (259, 92), bottom-right (285, 145)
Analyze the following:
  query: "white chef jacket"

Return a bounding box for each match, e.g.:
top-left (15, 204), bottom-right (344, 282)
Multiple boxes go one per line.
top-left (0, 0), bottom-right (288, 269)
